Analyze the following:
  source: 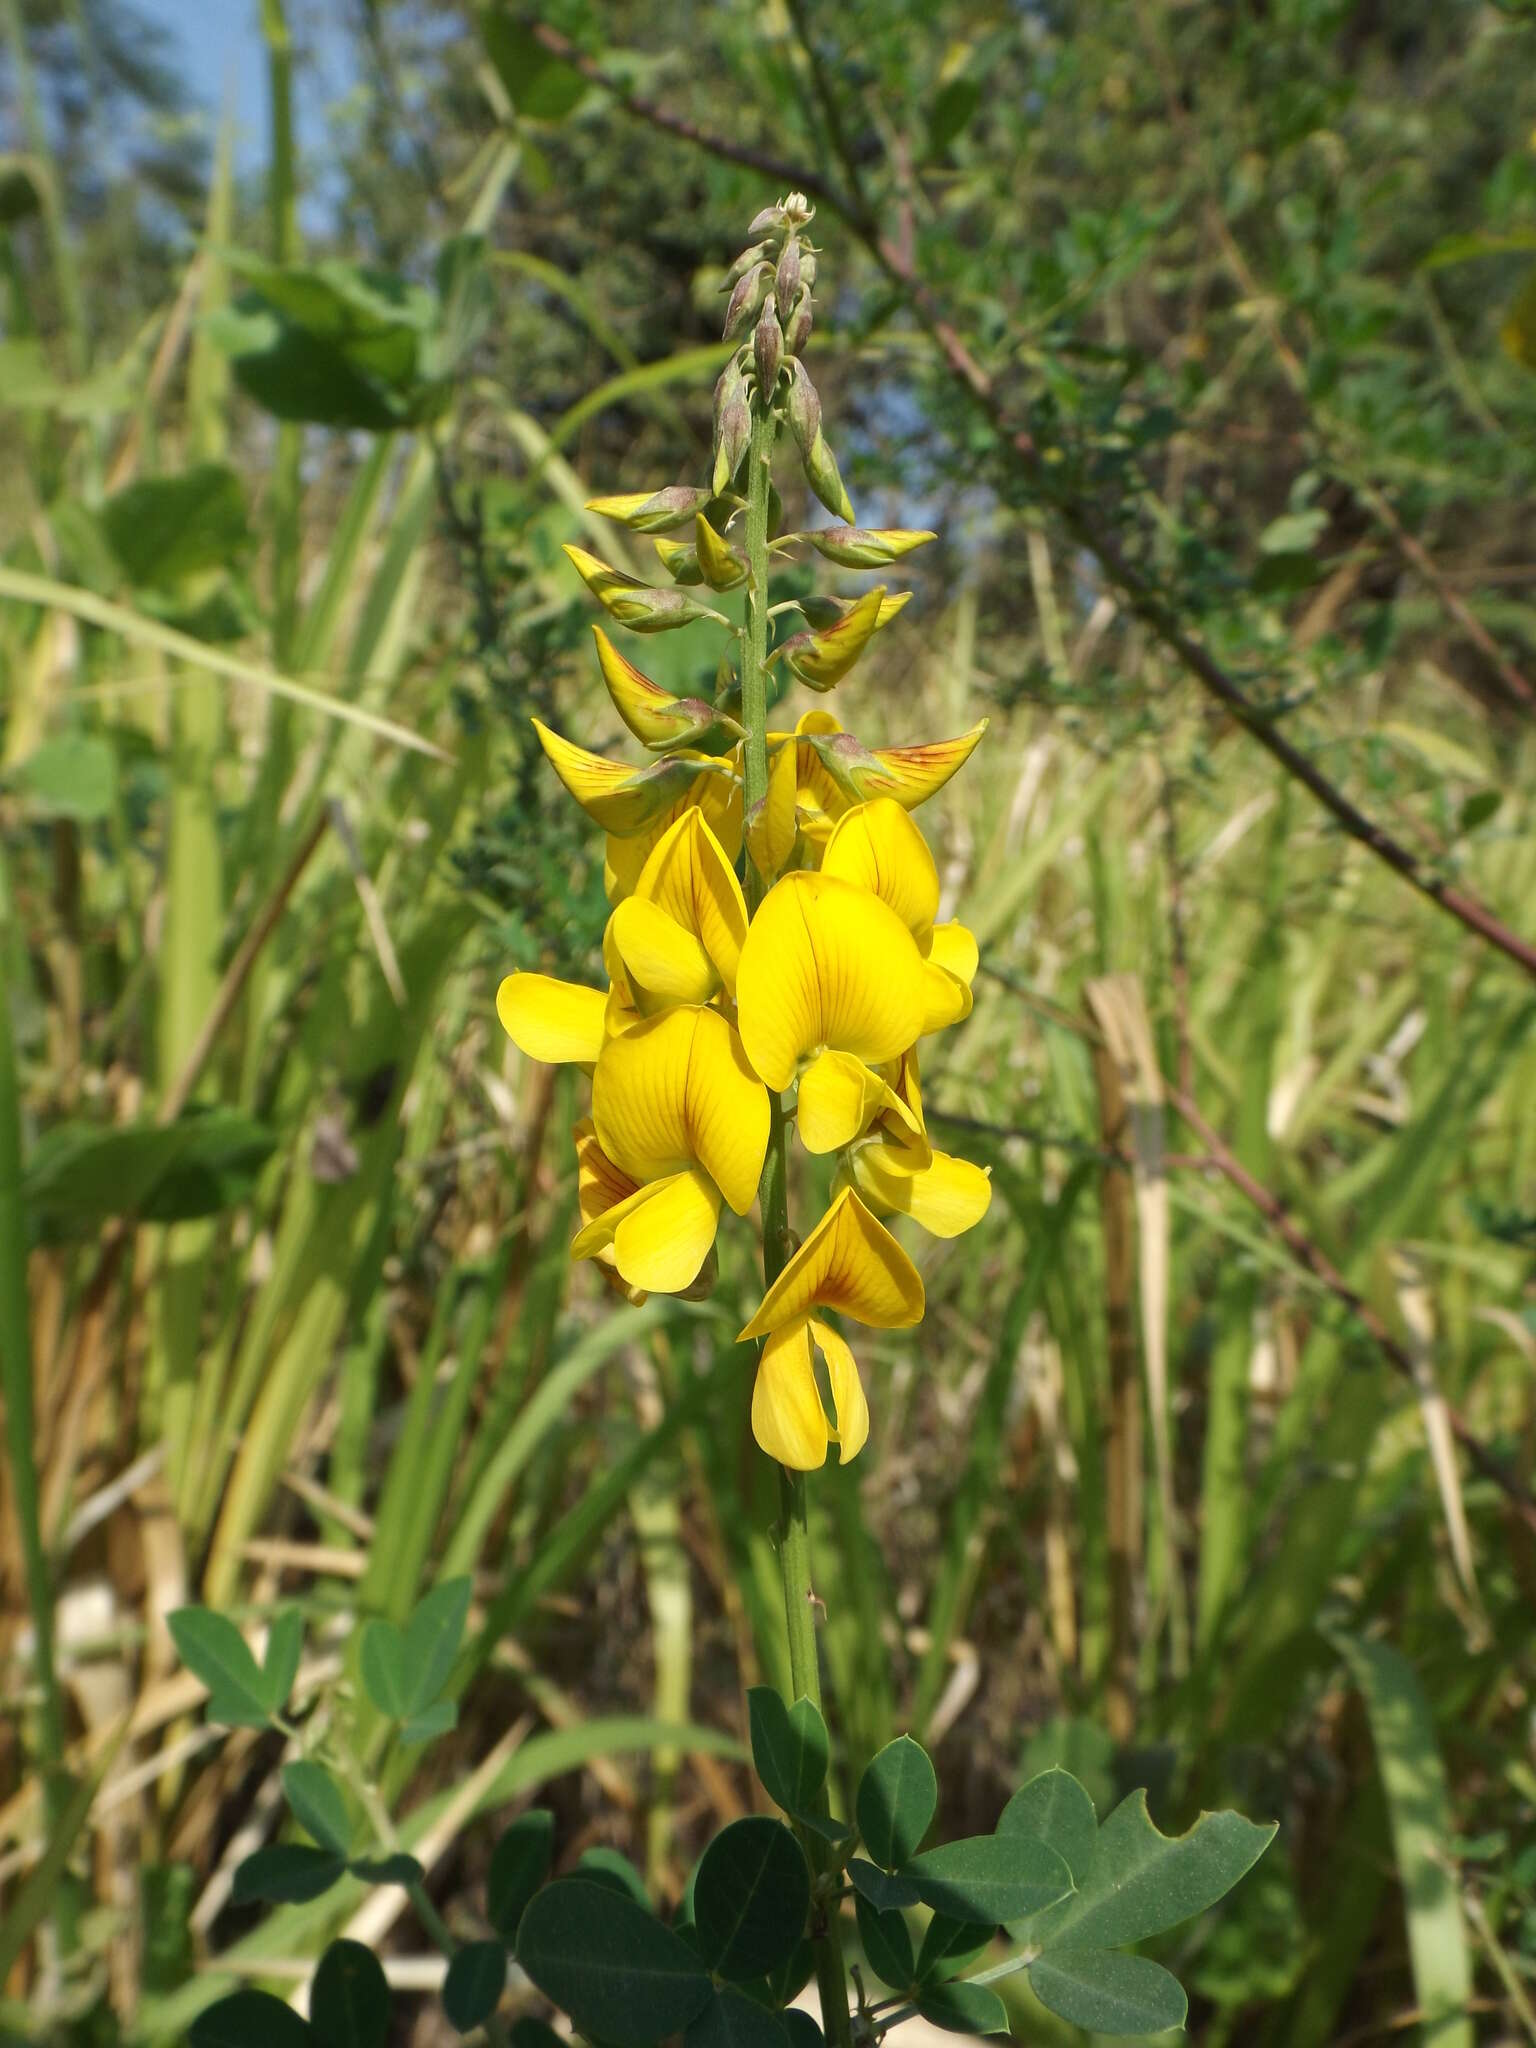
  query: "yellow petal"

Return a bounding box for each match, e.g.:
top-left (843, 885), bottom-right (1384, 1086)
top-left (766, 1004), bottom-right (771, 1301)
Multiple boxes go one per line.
top-left (782, 585), bottom-right (885, 691)
top-left (736, 872), bottom-right (929, 1092)
top-left (863, 721), bottom-right (988, 809)
top-left (746, 735), bottom-right (799, 882)
top-left (593, 626), bottom-right (699, 748)
top-left (738, 1187), bottom-right (925, 1340)
top-left (592, 1006), bottom-right (768, 1215)
top-left (608, 897), bottom-right (718, 1006)
top-left (604, 756), bottom-right (743, 899)
top-left (850, 1143), bottom-right (993, 1239)
top-left (497, 973), bottom-right (607, 1065)
top-left (926, 920), bottom-right (978, 987)
top-left (573, 1118), bottom-right (647, 1305)
top-left (572, 1167), bottom-right (721, 1293)
top-left (796, 1048), bottom-right (910, 1155)
top-left (810, 1318), bottom-right (868, 1462)
top-left (533, 718), bottom-right (699, 834)
top-left (821, 799), bottom-right (941, 943)
top-left (751, 1320), bottom-right (829, 1470)
top-left (919, 961), bottom-right (974, 1033)
top-left (634, 807), bottom-right (748, 993)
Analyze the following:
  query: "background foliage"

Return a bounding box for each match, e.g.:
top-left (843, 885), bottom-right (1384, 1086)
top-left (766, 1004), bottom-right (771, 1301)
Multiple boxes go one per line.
top-left (2, 1), bottom-right (1535, 2042)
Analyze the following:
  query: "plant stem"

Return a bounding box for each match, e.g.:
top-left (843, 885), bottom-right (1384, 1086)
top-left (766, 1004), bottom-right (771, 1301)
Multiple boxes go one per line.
top-left (738, 394), bottom-right (855, 2048)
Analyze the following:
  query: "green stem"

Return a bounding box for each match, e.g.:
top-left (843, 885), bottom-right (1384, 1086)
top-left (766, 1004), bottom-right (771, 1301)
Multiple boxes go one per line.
top-left (738, 395), bottom-right (854, 2048)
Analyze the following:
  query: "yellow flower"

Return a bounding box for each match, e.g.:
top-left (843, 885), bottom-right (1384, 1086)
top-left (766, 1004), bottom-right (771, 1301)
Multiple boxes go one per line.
top-left (766, 710), bottom-right (989, 849)
top-left (592, 627), bottom-right (723, 751)
top-left (497, 972), bottom-right (607, 1067)
top-left (838, 1053), bottom-right (993, 1239)
top-left (607, 806), bottom-right (748, 1009)
top-left (820, 798), bottom-right (978, 1029)
top-left (605, 759), bottom-right (743, 901)
top-left (572, 1006), bottom-right (769, 1293)
top-left (533, 719), bottom-right (721, 836)
top-left (735, 869), bottom-right (932, 1154)
top-left (738, 1187), bottom-right (925, 1468)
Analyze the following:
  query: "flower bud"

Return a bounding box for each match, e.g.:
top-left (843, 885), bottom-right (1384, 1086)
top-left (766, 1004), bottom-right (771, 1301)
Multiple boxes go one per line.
top-left (563, 545), bottom-right (725, 633)
top-left (802, 428), bottom-right (855, 524)
top-left (747, 203), bottom-right (781, 238)
top-left (592, 625), bottom-right (725, 752)
top-left (810, 526), bottom-right (937, 569)
top-left (800, 249), bottom-right (818, 292)
top-left (712, 358), bottom-right (751, 497)
top-left (784, 360), bottom-right (821, 458)
top-left (781, 191), bottom-right (814, 228)
top-left (799, 588), bottom-right (912, 632)
top-left (753, 297), bottom-right (783, 396)
top-left (783, 287), bottom-right (814, 356)
top-left (723, 263), bottom-right (770, 342)
top-left (586, 485), bottom-right (714, 535)
top-left (774, 237), bottom-right (801, 324)
top-left (654, 537), bottom-right (703, 585)
top-left (694, 511), bottom-right (748, 591)
top-left (776, 584), bottom-right (885, 691)
top-left (724, 240), bottom-right (771, 287)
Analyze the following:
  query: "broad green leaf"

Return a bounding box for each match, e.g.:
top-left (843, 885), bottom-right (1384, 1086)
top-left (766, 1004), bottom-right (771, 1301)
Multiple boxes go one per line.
top-left (487, 1810), bottom-right (554, 1939)
top-left (694, 1817), bottom-right (811, 1983)
top-left (847, 1859), bottom-right (923, 1913)
top-left (684, 1987), bottom-right (790, 2048)
top-left (509, 2023), bottom-right (565, 2048)
top-left (263, 1609), bottom-right (304, 1712)
top-left (915, 1913), bottom-right (993, 1984)
top-left (13, 735), bottom-right (116, 822)
top-left (402, 1577), bottom-right (473, 1712)
top-left (24, 1112), bottom-right (276, 1241)
top-left (914, 1981), bottom-right (1009, 2036)
top-left (907, 1834), bottom-right (1073, 1924)
top-left (998, 1769), bottom-right (1097, 1885)
top-left (231, 1844), bottom-right (345, 1906)
top-left (578, 1846), bottom-right (651, 1907)
top-left (1024, 1791), bottom-right (1275, 1950)
top-left (1028, 1950), bottom-right (1187, 2036)
top-left (358, 1619), bottom-right (408, 1718)
top-left (189, 1991), bottom-right (313, 2048)
top-left (477, 13), bottom-right (588, 120)
top-left (310, 1940), bottom-right (390, 2048)
top-left (747, 1688), bottom-right (830, 1820)
top-left (517, 1878), bottom-right (713, 2048)
top-left (927, 78), bottom-right (982, 157)
top-left (168, 1609), bottom-right (271, 1727)
top-left (856, 1736), bottom-right (937, 1868)
top-left (1336, 1634), bottom-right (1473, 2048)
top-left (854, 1891), bottom-right (915, 1990)
top-left (756, 1934), bottom-right (815, 2009)
top-left (401, 1699), bottom-right (458, 1745)
top-left (99, 464), bottom-right (250, 590)
top-left (1258, 509), bottom-right (1327, 555)
top-left (781, 2013), bottom-right (823, 2048)
top-left (349, 1853), bottom-right (423, 1887)
top-left (281, 1762), bottom-right (350, 1856)
top-left (443, 1941), bottom-right (508, 2033)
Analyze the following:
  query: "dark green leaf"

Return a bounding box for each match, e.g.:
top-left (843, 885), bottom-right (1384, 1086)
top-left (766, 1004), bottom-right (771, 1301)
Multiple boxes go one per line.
top-left (748, 1688), bottom-right (830, 1819)
top-left (476, 13), bottom-right (589, 120)
top-left (998, 1769), bottom-right (1097, 1885)
top-left (1028, 1950), bottom-right (1187, 2035)
top-left (684, 1987), bottom-right (790, 2048)
top-left (914, 1981), bottom-right (1010, 2036)
top-left (854, 1892), bottom-right (914, 1991)
top-left (401, 1699), bottom-right (458, 1745)
top-left (1459, 790), bottom-right (1502, 833)
top-left (487, 1810), bottom-right (553, 1939)
top-left (927, 78), bottom-right (982, 157)
top-left (13, 736), bottom-right (117, 822)
top-left (856, 1736), bottom-right (936, 1868)
top-left (517, 1879), bottom-right (713, 2048)
top-left (231, 1845), bottom-right (346, 1906)
top-left (781, 2013), bottom-right (823, 2048)
top-left (190, 1990), bottom-right (313, 2048)
top-left (168, 1609), bottom-right (271, 1727)
top-left (263, 1610), bottom-right (304, 1713)
top-left (281, 1762), bottom-right (350, 1855)
top-left (578, 1847), bottom-right (651, 1907)
top-left (509, 2023), bottom-right (565, 2048)
top-left (443, 1941), bottom-right (508, 2033)
top-left (907, 1835), bottom-right (1073, 1925)
top-left (755, 1935), bottom-right (815, 2009)
top-left (847, 1859), bottom-right (923, 1913)
top-left (402, 1578), bottom-right (473, 1712)
top-left (694, 1817), bottom-right (811, 1983)
top-left (915, 1915), bottom-right (992, 1985)
top-left (1023, 1792), bottom-right (1275, 1950)
top-left (310, 1940), bottom-right (390, 2048)
top-left (359, 1620), bottom-right (408, 1719)
top-left (99, 464), bottom-right (250, 589)
top-left (349, 1853), bottom-right (423, 1887)
top-left (25, 1112), bottom-right (276, 1241)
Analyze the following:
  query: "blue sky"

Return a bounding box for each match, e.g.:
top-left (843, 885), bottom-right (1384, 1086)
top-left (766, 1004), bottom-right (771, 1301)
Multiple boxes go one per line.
top-left (136, 1), bottom-right (353, 178)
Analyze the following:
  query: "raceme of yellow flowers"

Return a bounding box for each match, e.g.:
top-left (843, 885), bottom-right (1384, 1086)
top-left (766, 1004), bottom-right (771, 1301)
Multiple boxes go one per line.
top-left (497, 193), bottom-right (991, 1471)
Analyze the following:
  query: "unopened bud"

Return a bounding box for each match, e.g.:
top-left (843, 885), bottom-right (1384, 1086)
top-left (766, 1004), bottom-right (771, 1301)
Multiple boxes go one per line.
top-left (802, 428), bottom-right (855, 524)
top-left (754, 298), bottom-right (783, 395)
top-left (712, 358), bottom-right (751, 497)
top-left (694, 512), bottom-right (748, 591)
top-left (586, 485), bottom-right (714, 535)
top-left (775, 237), bottom-right (801, 324)
top-left (783, 287), bottom-right (814, 356)
top-left (800, 588), bottom-right (912, 632)
top-left (724, 240), bottom-right (771, 287)
top-left (810, 526), bottom-right (937, 569)
top-left (800, 249), bottom-right (818, 292)
top-left (563, 545), bottom-right (724, 634)
top-left (723, 263), bottom-right (770, 342)
top-left (781, 191), bottom-right (814, 229)
top-left (654, 537), bottom-right (703, 585)
top-left (784, 360), bottom-right (821, 458)
top-left (776, 584), bottom-right (885, 691)
top-left (747, 203), bottom-right (781, 238)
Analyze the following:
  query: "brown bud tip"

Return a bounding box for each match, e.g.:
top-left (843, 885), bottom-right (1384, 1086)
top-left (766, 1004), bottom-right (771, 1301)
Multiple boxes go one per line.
top-left (754, 298), bottom-right (783, 395)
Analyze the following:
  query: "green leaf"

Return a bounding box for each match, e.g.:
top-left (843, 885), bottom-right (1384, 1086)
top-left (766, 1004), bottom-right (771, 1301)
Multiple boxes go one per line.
top-left (487, 1809), bottom-right (554, 1939)
top-left (854, 1891), bottom-right (914, 1991)
top-left (310, 1940), bottom-right (391, 2048)
top-left (998, 1769), bottom-right (1097, 1885)
top-left (349, 1853), bottom-right (423, 1887)
top-left (443, 1941), bottom-right (508, 2033)
top-left (927, 78), bottom-right (982, 157)
top-left (1458, 790), bottom-right (1502, 834)
top-left (190, 1990), bottom-right (313, 2048)
top-left (359, 1620), bottom-right (408, 1718)
top-left (509, 2023), bottom-right (565, 2048)
top-left (1024, 1791), bottom-right (1275, 1950)
top-left (401, 1699), bottom-right (458, 1745)
top-left (517, 1878), bottom-right (714, 2048)
top-left (1258, 509), bottom-right (1327, 555)
top-left (99, 464), bottom-right (250, 590)
top-left (281, 1762), bottom-right (351, 1856)
top-left (756, 1934), bottom-right (815, 2009)
top-left (914, 1981), bottom-right (1010, 2036)
top-left (578, 1846), bottom-right (651, 1908)
top-left (263, 1609), bottom-right (304, 1711)
top-left (915, 1915), bottom-right (993, 1985)
top-left (24, 1111), bottom-right (276, 1241)
top-left (12, 735), bottom-right (117, 822)
top-left (748, 1688), bottom-right (830, 1819)
top-left (847, 1859), bottom-right (923, 1913)
top-left (403, 1577), bottom-right (473, 1712)
top-left (856, 1736), bottom-right (937, 1868)
top-left (684, 1987), bottom-right (790, 2048)
top-left (693, 1817), bottom-right (811, 1983)
top-left (231, 1844), bottom-right (346, 1905)
top-left (907, 1834), bottom-right (1073, 1925)
top-left (1028, 1950), bottom-right (1188, 2036)
top-left (781, 2013), bottom-right (823, 2048)
top-left (168, 1609), bottom-right (271, 1727)
top-left (476, 13), bottom-right (589, 120)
